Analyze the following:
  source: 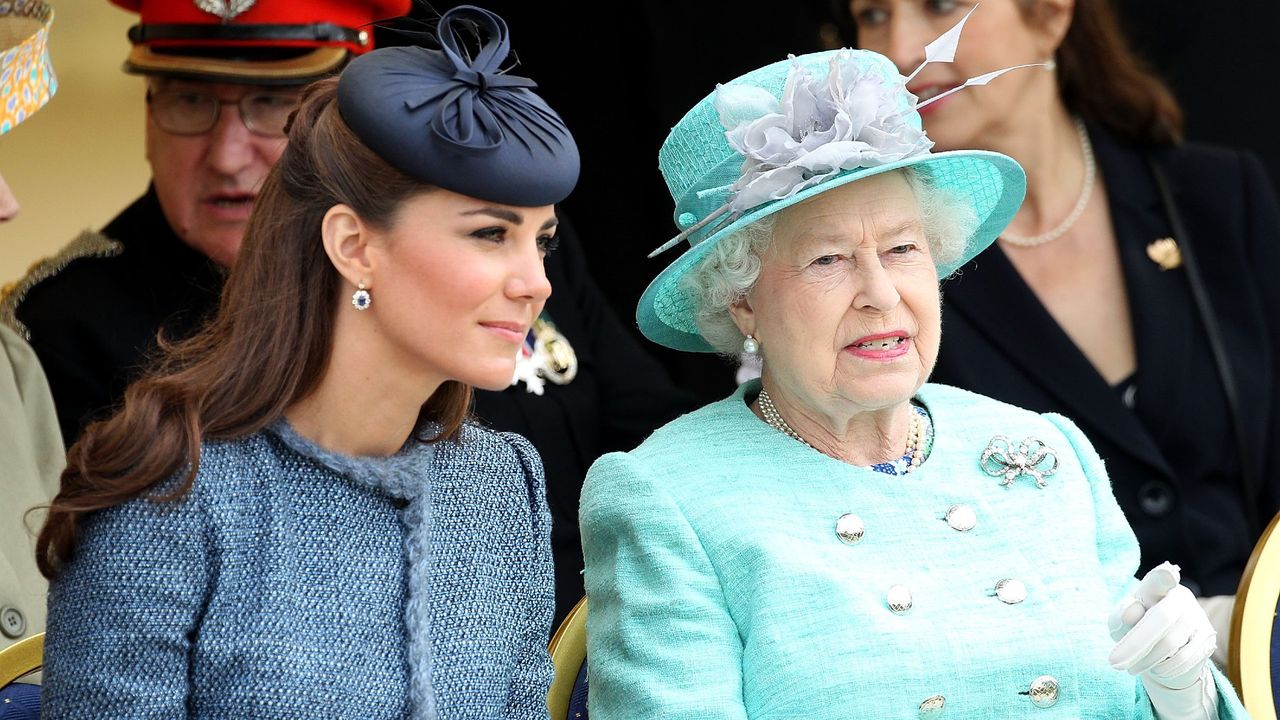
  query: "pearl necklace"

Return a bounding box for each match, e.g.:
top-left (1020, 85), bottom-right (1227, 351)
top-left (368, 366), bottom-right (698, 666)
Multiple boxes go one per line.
top-left (757, 388), bottom-right (812, 449)
top-left (757, 389), bottom-right (926, 473)
top-left (1000, 117), bottom-right (1095, 248)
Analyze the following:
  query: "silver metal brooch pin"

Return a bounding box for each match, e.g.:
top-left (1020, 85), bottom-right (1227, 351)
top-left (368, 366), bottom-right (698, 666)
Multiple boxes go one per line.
top-left (980, 436), bottom-right (1059, 489)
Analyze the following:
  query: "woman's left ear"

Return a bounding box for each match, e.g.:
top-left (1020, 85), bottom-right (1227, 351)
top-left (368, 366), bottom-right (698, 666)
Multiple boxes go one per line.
top-left (321, 204), bottom-right (376, 288)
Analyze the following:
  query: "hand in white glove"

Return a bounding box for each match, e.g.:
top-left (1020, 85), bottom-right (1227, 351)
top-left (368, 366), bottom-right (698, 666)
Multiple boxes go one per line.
top-left (1108, 562), bottom-right (1219, 720)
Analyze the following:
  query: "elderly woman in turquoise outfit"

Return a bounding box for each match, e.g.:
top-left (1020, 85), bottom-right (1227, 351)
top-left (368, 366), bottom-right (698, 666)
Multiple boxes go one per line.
top-left (579, 18), bottom-right (1247, 719)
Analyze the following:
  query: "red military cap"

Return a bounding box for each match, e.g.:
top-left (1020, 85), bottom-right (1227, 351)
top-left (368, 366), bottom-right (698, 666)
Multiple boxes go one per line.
top-left (109, 0), bottom-right (411, 84)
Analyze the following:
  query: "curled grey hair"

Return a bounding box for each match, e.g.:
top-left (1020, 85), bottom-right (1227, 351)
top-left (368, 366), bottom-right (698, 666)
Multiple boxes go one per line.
top-left (681, 167), bottom-right (980, 355)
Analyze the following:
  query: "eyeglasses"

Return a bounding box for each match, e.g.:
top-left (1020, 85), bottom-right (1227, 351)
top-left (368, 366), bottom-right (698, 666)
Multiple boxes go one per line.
top-left (147, 88), bottom-right (302, 138)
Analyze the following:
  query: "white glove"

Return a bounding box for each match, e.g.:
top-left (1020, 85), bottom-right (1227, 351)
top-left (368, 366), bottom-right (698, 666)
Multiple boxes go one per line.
top-left (1108, 562), bottom-right (1219, 720)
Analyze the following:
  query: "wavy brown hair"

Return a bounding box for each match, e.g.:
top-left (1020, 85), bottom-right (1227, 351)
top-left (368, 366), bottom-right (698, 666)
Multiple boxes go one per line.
top-left (37, 77), bottom-right (471, 579)
top-left (1021, 0), bottom-right (1183, 145)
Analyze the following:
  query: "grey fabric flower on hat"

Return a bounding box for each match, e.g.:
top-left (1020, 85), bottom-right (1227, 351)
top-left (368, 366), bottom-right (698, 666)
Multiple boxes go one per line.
top-left (714, 50), bottom-right (933, 214)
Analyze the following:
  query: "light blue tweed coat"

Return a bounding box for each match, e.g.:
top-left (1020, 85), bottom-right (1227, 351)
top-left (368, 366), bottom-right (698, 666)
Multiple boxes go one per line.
top-left (581, 380), bottom-right (1248, 719)
top-left (41, 420), bottom-right (554, 719)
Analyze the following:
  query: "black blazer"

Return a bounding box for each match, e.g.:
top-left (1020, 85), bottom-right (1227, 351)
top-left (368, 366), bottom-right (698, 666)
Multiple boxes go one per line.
top-left (931, 128), bottom-right (1280, 597)
top-left (12, 188), bottom-right (224, 446)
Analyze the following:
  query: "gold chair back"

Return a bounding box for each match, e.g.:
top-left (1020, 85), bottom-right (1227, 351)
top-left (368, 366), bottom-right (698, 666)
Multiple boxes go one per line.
top-left (1230, 511), bottom-right (1280, 720)
top-left (547, 596), bottom-right (587, 719)
top-left (0, 632), bottom-right (44, 688)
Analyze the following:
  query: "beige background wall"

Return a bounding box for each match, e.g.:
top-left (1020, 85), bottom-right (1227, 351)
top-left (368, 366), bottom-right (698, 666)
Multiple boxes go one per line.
top-left (1, 0), bottom-right (149, 284)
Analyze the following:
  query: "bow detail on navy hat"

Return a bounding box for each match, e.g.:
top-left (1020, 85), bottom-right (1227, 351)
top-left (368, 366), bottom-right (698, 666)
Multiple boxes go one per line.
top-left (337, 4), bottom-right (579, 206)
top-left (405, 7), bottom-right (542, 149)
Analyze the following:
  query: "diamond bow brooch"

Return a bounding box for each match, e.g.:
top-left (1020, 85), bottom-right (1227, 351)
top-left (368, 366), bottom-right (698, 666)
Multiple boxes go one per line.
top-left (979, 436), bottom-right (1059, 489)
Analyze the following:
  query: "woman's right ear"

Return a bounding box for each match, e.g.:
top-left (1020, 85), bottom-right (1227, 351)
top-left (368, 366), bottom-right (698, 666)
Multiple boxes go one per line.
top-left (321, 204), bottom-right (374, 287)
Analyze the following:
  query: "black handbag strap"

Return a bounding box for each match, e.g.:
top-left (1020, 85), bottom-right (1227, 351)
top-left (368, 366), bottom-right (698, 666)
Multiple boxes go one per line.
top-left (1145, 154), bottom-right (1263, 536)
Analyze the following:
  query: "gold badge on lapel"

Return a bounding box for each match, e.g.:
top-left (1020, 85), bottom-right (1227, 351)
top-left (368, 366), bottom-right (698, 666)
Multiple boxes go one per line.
top-left (511, 315), bottom-right (578, 395)
top-left (1146, 237), bottom-right (1182, 271)
top-left (535, 317), bottom-right (578, 385)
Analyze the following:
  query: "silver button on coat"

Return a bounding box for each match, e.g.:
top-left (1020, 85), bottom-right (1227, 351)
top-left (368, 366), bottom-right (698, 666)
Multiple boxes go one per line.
top-left (919, 694), bottom-right (946, 718)
top-left (1029, 675), bottom-right (1059, 708)
top-left (995, 578), bottom-right (1028, 605)
top-left (887, 584), bottom-right (913, 615)
top-left (945, 504), bottom-right (977, 532)
top-left (835, 513), bottom-right (865, 545)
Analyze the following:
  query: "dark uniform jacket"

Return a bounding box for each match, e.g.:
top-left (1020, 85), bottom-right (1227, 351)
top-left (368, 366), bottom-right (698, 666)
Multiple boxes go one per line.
top-left (3, 191), bottom-right (694, 625)
top-left (472, 218), bottom-right (698, 623)
top-left (4, 187), bottom-right (223, 446)
top-left (931, 128), bottom-right (1280, 597)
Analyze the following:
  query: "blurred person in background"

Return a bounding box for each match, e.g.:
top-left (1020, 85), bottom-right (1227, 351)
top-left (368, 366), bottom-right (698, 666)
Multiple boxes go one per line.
top-left (0, 0), bottom-right (408, 446)
top-left (852, 0), bottom-right (1280, 662)
top-left (0, 2), bottom-right (60, 718)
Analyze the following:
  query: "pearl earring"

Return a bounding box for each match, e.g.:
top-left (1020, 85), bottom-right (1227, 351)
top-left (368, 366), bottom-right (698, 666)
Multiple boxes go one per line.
top-left (742, 334), bottom-right (759, 354)
top-left (351, 282), bottom-right (372, 311)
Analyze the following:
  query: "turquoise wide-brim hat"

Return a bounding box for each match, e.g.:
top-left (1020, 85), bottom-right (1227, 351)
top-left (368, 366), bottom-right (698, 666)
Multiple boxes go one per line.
top-left (639, 48), bottom-right (1026, 353)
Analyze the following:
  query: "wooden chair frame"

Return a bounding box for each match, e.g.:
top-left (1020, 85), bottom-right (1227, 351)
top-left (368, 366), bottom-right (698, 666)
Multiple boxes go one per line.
top-left (1230, 511), bottom-right (1280, 720)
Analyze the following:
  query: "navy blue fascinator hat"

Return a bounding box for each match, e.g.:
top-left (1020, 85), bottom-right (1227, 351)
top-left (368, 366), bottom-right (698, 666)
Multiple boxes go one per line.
top-left (337, 5), bottom-right (579, 207)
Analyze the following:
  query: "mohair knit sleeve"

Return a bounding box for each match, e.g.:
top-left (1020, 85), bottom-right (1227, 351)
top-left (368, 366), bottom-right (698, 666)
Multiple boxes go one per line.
top-left (502, 431), bottom-right (555, 718)
top-left (1044, 413), bottom-right (1249, 719)
top-left (580, 450), bottom-right (749, 719)
top-left (40, 476), bottom-right (211, 718)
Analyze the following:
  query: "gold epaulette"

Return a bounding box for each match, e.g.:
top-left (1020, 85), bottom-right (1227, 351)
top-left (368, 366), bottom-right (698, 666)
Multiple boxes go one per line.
top-left (0, 230), bottom-right (124, 341)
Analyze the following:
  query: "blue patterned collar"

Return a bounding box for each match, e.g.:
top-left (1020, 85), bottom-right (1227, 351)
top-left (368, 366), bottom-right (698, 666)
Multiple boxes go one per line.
top-left (867, 403), bottom-right (934, 476)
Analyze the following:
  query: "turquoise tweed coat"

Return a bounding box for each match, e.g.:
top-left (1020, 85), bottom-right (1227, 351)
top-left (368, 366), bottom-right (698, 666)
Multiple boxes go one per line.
top-left (581, 381), bottom-right (1248, 718)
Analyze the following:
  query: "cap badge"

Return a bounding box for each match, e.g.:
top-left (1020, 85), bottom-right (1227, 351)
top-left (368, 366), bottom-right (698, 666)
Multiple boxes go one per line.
top-left (194, 0), bottom-right (257, 23)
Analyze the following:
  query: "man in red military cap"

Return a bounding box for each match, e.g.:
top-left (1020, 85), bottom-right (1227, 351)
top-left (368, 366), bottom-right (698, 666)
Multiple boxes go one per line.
top-left (0, 0), bottom-right (408, 445)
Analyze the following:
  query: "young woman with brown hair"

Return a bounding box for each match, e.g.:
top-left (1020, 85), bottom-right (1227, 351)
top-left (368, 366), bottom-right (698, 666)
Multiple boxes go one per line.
top-left (853, 0), bottom-right (1280, 663)
top-left (35, 6), bottom-right (578, 718)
